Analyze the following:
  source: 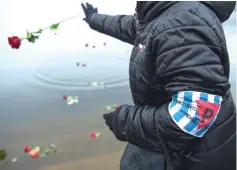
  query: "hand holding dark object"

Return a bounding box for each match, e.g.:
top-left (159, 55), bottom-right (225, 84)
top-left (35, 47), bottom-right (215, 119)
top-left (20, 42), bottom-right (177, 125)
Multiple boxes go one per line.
top-left (103, 106), bottom-right (126, 141)
top-left (103, 111), bottom-right (115, 131)
top-left (81, 2), bottom-right (98, 23)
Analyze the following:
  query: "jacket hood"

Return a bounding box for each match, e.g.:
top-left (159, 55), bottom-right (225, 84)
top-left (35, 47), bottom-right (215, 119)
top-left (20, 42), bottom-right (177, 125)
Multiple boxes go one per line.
top-left (201, 1), bottom-right (236, 23)
top-left (136, 1), bottom-right (236, 24)
top-left (136, 1), bottom-right (177, 24)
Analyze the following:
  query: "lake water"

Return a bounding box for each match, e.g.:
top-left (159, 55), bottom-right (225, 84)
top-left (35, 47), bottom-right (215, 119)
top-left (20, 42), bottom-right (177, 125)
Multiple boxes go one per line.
top-left (0, 54), bottom-right (133, 170)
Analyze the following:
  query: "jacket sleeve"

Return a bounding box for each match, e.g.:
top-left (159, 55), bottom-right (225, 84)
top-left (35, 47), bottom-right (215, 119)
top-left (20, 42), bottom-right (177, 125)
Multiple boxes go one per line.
top-left (114, 104), bottom-right (193, 152)
top-left (112, 24), bottom-right (227, 152)
top-left (88, 14), bottom-right (136, 45)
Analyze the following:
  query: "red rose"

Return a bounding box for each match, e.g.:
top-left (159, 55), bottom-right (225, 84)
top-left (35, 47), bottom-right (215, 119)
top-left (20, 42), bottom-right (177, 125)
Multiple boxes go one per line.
top-left (24, 145), bottom-right (31, 153)
top-left (63, 95), bottom-right (68, 100)
top-left (8, 36), bottom-right (21, 49)
top-left (90, 132), bottom-right (96, 138)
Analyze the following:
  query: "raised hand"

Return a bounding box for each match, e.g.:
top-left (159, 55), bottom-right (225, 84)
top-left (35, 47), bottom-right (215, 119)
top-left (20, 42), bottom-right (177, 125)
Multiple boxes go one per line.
top-left (81, 2), bottom-right (98, 23)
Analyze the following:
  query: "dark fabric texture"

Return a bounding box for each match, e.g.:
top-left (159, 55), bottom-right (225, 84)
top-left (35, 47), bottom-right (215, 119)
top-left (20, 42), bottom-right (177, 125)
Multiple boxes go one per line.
top-left (88, 1), bottom-right (236, 170)
top-left (120, 144), bottom-right (166, 170)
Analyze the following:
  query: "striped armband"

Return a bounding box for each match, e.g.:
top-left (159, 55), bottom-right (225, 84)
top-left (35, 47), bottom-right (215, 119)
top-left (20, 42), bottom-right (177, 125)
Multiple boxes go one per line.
top-left (168, 91), bottom-right (222, 137)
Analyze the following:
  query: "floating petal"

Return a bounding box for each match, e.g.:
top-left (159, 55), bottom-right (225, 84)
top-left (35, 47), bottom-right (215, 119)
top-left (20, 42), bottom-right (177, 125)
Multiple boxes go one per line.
top-left (11, 158), bottom-right (18, 162)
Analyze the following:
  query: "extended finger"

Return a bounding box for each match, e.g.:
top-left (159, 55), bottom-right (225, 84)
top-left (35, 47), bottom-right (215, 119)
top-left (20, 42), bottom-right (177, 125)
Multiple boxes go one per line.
top-left (86, 2), bottom-right (91, 9)
top-left (81, 3), bottom-right (86, 12)
top-left (88, 3), bottom-right (93, 10)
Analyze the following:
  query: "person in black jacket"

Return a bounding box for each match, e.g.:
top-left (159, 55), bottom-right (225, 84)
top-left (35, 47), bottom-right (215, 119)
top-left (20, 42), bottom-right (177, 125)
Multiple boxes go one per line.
top-left (81, 1), bottom-right (236, 170)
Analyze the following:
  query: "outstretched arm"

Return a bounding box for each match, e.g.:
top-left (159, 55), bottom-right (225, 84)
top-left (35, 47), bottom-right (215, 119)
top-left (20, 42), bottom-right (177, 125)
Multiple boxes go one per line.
top-left (81, 3), bottom-right (136, 45)
top-left (88, 14), bottom-right (136, 45)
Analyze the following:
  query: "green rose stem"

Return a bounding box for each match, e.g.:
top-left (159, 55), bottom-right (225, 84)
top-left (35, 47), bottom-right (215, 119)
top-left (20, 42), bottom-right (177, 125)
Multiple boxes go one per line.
top-left (22, 13), bottom-right (82, 42)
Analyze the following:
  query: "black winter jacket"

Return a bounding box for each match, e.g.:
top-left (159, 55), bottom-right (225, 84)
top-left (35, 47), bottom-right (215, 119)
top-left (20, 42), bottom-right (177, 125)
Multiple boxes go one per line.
top-left (88, 1), bottom-right (236, 170)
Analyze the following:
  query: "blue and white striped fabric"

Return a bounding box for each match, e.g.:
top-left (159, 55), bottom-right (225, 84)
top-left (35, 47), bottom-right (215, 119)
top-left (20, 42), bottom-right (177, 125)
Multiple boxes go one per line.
top-left (168, 91), bottom-right (222, 137)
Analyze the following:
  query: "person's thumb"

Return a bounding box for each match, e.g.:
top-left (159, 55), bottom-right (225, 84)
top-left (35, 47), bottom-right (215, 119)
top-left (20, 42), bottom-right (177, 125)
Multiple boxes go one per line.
top-left (103, 112), bottom-right (113, 120)
top-left (103, 113), bottom-right (108, 119)
top-left (83, 18), bottom-right (88, 23)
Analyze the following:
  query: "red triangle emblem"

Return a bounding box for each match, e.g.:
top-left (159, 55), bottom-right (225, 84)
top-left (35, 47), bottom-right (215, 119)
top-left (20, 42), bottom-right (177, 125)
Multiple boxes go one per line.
top-left (196, 100), bottom-right (220, 129)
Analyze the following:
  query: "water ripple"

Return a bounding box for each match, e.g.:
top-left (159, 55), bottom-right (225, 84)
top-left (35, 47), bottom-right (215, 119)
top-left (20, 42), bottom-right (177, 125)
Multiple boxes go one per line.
top-left (31, 55), bottom-right (129, 90)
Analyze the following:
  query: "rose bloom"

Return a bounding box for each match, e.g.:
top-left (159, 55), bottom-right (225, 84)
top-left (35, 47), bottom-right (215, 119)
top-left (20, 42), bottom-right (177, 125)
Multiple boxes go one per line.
top-left (8, 36), bottom-right (21, 49)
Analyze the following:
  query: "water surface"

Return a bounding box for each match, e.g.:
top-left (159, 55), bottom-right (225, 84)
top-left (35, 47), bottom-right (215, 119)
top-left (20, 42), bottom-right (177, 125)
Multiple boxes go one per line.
top-left (0, 54), bottom-right (132, 170)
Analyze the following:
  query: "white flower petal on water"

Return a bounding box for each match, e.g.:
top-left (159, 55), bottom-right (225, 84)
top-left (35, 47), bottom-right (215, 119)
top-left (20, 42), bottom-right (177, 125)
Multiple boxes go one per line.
top-left (66, 96), bottom-right (79, 105)
top-left (67, 102), bottom-right (72, 105)
top-left (90, 82), bottom-right (98, 87)
top-left (105, 106), bottom-right (112, 110)
top-left (72, 96), bottom-right (79, 100)
top-left (34, 146), bottom-right (40, 152)
top-left (11, 158), bottom-right (18, 162)
top-left (67, 99), bottom-right (79, 105)
top-left (67, 96), bottom-right (73, 101)
top-left (90, 82), bottom-right (105, 87)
